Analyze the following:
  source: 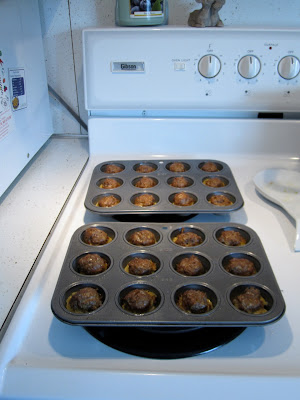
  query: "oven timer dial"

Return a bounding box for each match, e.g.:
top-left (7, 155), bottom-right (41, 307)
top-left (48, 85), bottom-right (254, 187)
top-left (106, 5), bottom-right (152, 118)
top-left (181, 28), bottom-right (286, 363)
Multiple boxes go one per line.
top-left (198, 55), bottom-right (221, 78)
top-left (238, 55), bottom-right (261, 79)
top-left (278, 56), bottom-right (300, 80)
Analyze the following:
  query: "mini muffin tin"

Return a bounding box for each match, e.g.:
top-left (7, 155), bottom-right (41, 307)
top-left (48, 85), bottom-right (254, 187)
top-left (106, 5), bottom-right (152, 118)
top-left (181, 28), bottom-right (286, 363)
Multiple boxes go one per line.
top-left (84, 160), bottom-right (244, 215)
top-left (51, 222), bottom-right (285, 327)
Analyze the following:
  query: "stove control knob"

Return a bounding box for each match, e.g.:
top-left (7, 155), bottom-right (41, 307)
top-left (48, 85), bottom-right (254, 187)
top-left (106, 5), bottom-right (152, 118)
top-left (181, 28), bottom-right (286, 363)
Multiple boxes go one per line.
top-left (278, 56), bottom-right (300, 80)
top-left (198, 55), bottom-right (221, 78)
top-left (238, 55), bottom-right (261, 79)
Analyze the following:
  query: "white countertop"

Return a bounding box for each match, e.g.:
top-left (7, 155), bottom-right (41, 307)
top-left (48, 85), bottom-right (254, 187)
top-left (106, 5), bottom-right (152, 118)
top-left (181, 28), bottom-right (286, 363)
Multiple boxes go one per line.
top-left (0, 135), bottom-right (89, 333)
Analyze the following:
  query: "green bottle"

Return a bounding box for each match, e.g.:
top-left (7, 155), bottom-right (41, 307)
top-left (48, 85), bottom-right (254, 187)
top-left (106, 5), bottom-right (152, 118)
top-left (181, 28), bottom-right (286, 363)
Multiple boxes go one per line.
top-left (116, 0), bottom-right (168, 26)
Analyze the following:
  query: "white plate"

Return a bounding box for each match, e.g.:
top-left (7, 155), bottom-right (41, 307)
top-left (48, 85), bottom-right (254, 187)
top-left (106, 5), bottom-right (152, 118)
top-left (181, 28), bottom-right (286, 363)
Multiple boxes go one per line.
top-left (254, 168), bottom-right (300, 252)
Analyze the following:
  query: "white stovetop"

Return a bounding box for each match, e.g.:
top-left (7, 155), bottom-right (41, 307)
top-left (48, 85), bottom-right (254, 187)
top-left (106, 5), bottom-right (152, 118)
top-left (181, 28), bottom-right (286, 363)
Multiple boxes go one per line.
top-left (0, 118), bottom-right (300, 399)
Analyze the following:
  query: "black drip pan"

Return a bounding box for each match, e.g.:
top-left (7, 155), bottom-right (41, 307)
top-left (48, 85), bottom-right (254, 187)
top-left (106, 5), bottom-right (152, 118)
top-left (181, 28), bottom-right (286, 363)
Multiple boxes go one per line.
top-left (113, 213), bottom-right (197, 223)
top-left (85, 325), bottom-right (246, 359)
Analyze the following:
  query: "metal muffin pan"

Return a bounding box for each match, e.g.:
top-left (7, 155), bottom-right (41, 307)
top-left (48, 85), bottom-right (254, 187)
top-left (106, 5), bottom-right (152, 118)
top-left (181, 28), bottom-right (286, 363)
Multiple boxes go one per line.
top-left (84, 160), bottom-right (244, 215)
top-left (51, 222), bottom-right (285, 327)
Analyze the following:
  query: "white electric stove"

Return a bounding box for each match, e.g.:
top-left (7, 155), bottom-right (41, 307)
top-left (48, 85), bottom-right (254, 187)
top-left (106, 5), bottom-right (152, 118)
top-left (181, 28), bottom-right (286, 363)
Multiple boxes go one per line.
top-left (1, 27), bottom-right (300, 399)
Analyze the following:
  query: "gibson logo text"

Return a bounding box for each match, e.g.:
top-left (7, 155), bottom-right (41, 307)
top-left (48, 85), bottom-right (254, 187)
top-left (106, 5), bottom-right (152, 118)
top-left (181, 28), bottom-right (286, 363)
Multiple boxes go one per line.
top-left (121, 64), bottom-right (136, 70)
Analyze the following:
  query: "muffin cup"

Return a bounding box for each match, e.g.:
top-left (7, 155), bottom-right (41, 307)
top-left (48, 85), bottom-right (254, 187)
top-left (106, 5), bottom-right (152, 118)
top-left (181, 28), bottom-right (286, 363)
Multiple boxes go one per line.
top-left (228, 283), bottom-right (274, 317)
top-left (171, 252), bottom-right (211, 277)
top-left (79, 225), bottom-right (116, 246)
top-left (221, 252), bottom-right (261, 277)
top-left (121, 252), bottom-right (161, 277)
top-left (72, 252), bottom-right (112, 276)
top-left (117, 283), bottom-right (163, 316)
top-left (60, 283), bottom-right (107, 316)
top-left (172, 283), bottom-right (219, 316)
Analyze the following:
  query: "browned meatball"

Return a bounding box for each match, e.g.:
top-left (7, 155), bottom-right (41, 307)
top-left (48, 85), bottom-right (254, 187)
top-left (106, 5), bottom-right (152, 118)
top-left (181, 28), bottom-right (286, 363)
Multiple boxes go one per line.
top-left (209, 194), bottom-right (232, 206)
top-left (104, 164), bottom-right (124, 174)
top-left (170, 176), bottom-right (189, 188)
top-left (203, 177), bottom-right (225, 188)
top-left (82, 228), bottom-right (109, 246)
top-left (232, 286), bottom-right (267, 314)
top-left (173, 192), bottom-right (195, 206)
top-left (201, 162), bottom-right (219, 172)
top-left (174, 230), bottom-right (202, 247)
top-left (123, 289), bottom-right (157, 313)
top-left (178, 289), bottom-right (213, 314)
top-left (135, 176), bottom-right (156, 188)
top-left (97, 195), bottom-right (120, 208)
top-left (134, 193), bottom-right (156, 207)
top-left (169, 162), bottom-right (186, 172)
top-left (100, 178), bottom-right (121, 189)
top-left (129, 229), bottom-right (156, 246)
top-left (225, 258), bottom-right (256, 276)
top-left (136, 164), bottom-right (155, 173)
top-left (218, 230), bottom-right (246, 246)
top-left (77, 253), bottom-right (108, 275)
top-left (67, 287), bottom-right (102, 313)
top-left (176, 255), bottom-right (204, 276)
top-left (127, 257), bottom-right (157, 276)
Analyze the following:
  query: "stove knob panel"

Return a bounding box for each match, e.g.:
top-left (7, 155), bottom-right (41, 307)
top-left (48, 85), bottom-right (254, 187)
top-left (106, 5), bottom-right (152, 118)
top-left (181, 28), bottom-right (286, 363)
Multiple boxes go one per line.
top-left (198, 55), bottom-right (221, 78)
top-left (278, 56), bottom-right (300, 80)
top-left (238, 55), bottom-right (261, 79)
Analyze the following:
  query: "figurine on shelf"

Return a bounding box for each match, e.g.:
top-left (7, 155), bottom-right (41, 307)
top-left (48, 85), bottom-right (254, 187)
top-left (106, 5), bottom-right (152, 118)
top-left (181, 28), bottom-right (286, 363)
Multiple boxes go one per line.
top-left (188, 0), bottom-right (225, 28)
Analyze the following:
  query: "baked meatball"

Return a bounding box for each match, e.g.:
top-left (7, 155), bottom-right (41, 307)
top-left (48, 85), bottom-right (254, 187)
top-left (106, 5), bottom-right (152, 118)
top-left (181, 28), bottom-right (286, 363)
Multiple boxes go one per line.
top-left (170, 176), bottom-right (189, 188)
top-left (82, 228), bottom-right (109, 246)
top-left (169, 162), bottom-right (186, 172)
top-left (100, 178), bottom-right (121, 189)
top-left (174, 229), bottom-right (202, 247)
top-left (203, 177), bottom-right (225, 188)
top-left (127, 257), bottom-right (157, 276)
top-left (77, 253), bottom-right (108, 275)
top-left (225, 258), bottom-right (256, 276)
top-left (67, 287), bottom-right (102, 313)
top-left (136, 164), bottom-right (156, 173)
top-left (129, 229), bottom-right (156, 246)
top-left (135, 177), bottom-right (156, 188)
top-left (123, 289), bottom-right (157, 313)
top-left (173, 192), bottom-right (195, 206)
top-left (134, 193), bottom-right (156, 207)
top-left (104, 164), bottom-right (124, 174)
top-left (209, 194), bottom-right (232, 206)
top-left (97, 195), bottom-right (120, 208)
top-left (201, 162), bottom-right (219, 172)
top-left (218, 230), bottom-right (247, 246)
top-left (178, 289), bottom-right (213, 314)
top-left (232, 286), bottom-right (267, 314)
top-left (176, 255), bottom-right (205, 276)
